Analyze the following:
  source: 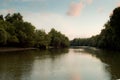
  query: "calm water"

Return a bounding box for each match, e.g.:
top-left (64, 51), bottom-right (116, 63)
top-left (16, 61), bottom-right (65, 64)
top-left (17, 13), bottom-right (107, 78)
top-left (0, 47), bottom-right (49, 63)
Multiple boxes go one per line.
top-left (0, 47), bottom-right (120, 80)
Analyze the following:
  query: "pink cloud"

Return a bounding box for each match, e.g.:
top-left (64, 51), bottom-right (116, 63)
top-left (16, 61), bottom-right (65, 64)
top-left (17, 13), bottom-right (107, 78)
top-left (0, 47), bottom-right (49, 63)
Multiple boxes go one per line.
top-left (117, 2), bottom-right (120, 7)
top-left (86, 0), bottom-right (93, 4)
top-left (67, 2), bottom-right (84, 16)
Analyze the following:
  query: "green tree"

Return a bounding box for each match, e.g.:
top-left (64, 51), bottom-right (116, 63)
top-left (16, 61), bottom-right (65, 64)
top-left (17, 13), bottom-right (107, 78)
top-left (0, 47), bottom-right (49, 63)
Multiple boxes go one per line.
top-left (34, 30), bottom-right (50, 49)
top-left (0, 12), bottom-right (69, 49)
top-left (60, 35), bottom-right (69, 47)
top-left (5, 13), bottom-right (23, 23)
top-left (97, 7), bottom-right (120, 49)
top-left (49, 28), bottom-right (69, 48)
top-left (14, 21), bottom-right (35, 47)
top-left (0, 15), bottom-right (4, 21)
top-left (71, 7), bottom-right (120, 50)
top-left (109, 7), bottom-right (120, 49)
top-left (0, 28), bottom-right (7, 46)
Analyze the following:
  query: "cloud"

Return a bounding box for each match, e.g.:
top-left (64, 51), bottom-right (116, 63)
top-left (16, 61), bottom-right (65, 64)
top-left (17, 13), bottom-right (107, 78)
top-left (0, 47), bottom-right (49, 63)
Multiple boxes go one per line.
top-left (117, 2), bottom-right (120, 7)
top-left (3, 0), bottom-right (45, 2)
top-left (86, 0), bottom-right (93, 4)
top-left (67, 0), bottom-right (94, 16)
top-left (21, 0), bottom-right (45, 2)
top-left (67, 1), bottom-right (84, 16)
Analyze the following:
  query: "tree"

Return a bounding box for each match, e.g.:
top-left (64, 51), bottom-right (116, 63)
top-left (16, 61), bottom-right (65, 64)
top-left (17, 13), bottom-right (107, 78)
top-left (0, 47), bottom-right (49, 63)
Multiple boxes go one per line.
top-left (49, 28), bottom-right (69, 48)
top-left (0, 15), bottom-right (4, 21)
top-left (49, 28), bottom-right (60, 48)
top-left (60, 35), bottom-right (69, 47)
top-left (110, 7), bottom-right (120, 35)
top-left (14, 21), bottom-right (35, 47)
top-left (0, 13), bottom-right (69, 48)
top-left (71, 7), bottom-right (120, 50)
top-left (5, 13), bottom-right (23, 23)
top-left (97, 7), bottom-right (120, 49)
top-left (0, 28), bottom-right (7, 46)
top-left (109, 7), bottom-right (120, 49)
top-left (34, 30), bottom-right (50, 49)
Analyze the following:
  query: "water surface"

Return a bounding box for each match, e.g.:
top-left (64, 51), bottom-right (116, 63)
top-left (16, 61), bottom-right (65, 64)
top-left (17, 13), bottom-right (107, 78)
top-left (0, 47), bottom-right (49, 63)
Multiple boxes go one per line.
top-left (0, 47), bottom-right (120, 80)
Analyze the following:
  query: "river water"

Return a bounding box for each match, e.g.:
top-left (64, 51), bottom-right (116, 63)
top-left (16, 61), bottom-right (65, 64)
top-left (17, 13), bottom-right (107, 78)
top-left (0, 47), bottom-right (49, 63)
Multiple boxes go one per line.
top-left (0, 47), bottom-right (120, 80)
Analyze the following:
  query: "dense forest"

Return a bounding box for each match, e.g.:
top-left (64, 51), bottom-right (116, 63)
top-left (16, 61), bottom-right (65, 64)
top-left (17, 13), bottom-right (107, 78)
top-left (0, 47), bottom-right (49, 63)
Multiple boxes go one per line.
top-left (71, 7), bottom-right (120, 50)
top-left (0, 13), bottom-right (69, 49)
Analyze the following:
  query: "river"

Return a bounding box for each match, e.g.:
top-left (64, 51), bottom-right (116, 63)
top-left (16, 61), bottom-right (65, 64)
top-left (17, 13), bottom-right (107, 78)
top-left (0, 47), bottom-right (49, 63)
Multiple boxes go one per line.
top-left (0, 47), bottom-right (120, 80)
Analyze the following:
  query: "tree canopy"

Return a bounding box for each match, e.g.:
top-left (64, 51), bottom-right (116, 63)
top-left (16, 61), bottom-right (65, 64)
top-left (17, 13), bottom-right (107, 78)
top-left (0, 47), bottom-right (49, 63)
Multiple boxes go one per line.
top-left (49, 28), bottom-right (69, 48)
top-left (0, 13), bottom-right (69, 49)
top-left (71, 7), bottom-right (120, 50)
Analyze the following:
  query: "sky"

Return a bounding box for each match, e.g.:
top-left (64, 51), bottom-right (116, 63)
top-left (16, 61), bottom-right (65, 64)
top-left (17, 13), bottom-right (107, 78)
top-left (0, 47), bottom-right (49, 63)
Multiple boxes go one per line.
top-left (0, 0), bottom-right (120, 40)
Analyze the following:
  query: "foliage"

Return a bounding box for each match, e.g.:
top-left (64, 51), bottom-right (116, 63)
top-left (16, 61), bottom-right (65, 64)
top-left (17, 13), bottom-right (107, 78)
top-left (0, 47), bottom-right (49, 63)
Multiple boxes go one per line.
top-left (0, 28), bottom-right (7, 46)
top-left (5, 13), bottom-right (23, 23)
top-left (34, 30), bottom-right (50, 49)
top-left (71, 7), bottom-right (120, 50)
top-left (49, 28), bottom-right (69, 48)
top-left (13, 21), bottom-right (35, 47)
top-left (0, 13), bottom-right (69, 48)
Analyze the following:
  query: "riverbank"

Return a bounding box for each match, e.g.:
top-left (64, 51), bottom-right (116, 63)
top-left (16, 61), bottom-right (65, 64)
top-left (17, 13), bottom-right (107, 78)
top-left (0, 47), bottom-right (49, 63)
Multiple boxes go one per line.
top-left (0, 47), bottom-right (37, 52)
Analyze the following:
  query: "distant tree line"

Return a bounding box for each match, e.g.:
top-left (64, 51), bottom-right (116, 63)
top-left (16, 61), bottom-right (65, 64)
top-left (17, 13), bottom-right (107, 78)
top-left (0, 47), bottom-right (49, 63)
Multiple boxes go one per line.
top-left (0, 13), bottom-right (69, 49)
top-left (71, 7), bottom-right (120, 50)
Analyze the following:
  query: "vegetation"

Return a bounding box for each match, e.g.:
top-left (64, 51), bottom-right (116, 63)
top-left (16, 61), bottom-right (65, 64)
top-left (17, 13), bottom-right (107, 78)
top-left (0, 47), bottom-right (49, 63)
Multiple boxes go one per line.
top-left (71, 7), bottom-right (120, 50)
top-left (49, 28), bottom-right (69, 48)
top-left (1, 7), bottom-right (120, 50)
top-left (0, 13), bottom-right (69, 49)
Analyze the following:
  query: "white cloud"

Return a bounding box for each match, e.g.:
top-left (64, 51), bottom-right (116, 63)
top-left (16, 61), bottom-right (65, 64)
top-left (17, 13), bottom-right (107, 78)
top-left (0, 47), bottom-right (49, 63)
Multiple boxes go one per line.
top-left (86, 0), bottom-right (93, 4)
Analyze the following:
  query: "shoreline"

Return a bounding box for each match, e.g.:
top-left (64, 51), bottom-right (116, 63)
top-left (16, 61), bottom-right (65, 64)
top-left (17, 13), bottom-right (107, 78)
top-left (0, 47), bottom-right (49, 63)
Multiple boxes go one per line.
top-left (0, 47), bottom-right (37, 52)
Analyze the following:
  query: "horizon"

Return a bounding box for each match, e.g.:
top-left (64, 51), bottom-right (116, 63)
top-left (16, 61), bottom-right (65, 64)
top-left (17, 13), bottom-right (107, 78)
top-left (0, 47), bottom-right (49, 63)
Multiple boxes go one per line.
top-left (0, 0), bottom-right (120, 40)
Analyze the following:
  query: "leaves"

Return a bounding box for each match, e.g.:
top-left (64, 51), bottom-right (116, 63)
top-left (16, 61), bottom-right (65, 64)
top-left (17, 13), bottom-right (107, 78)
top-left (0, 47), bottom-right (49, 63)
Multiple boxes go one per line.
top-left (71, 7), bottom-right (120, 50)
top-left (0, 13), bottom-right (69, 48)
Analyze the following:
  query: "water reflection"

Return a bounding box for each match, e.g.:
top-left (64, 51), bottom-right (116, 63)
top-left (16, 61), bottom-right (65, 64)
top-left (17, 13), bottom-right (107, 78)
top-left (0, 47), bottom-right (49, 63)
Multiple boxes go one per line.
top-left (0, 48), bottom-right (120, 80)
top-left (0, 51), bottom-right (35, 80)
top-left (72, 48), bottom-right (111, 80)
top-left (0, 49), bottom-right (68, 80)
top-left (73, 47), bottom-right (120, 80)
